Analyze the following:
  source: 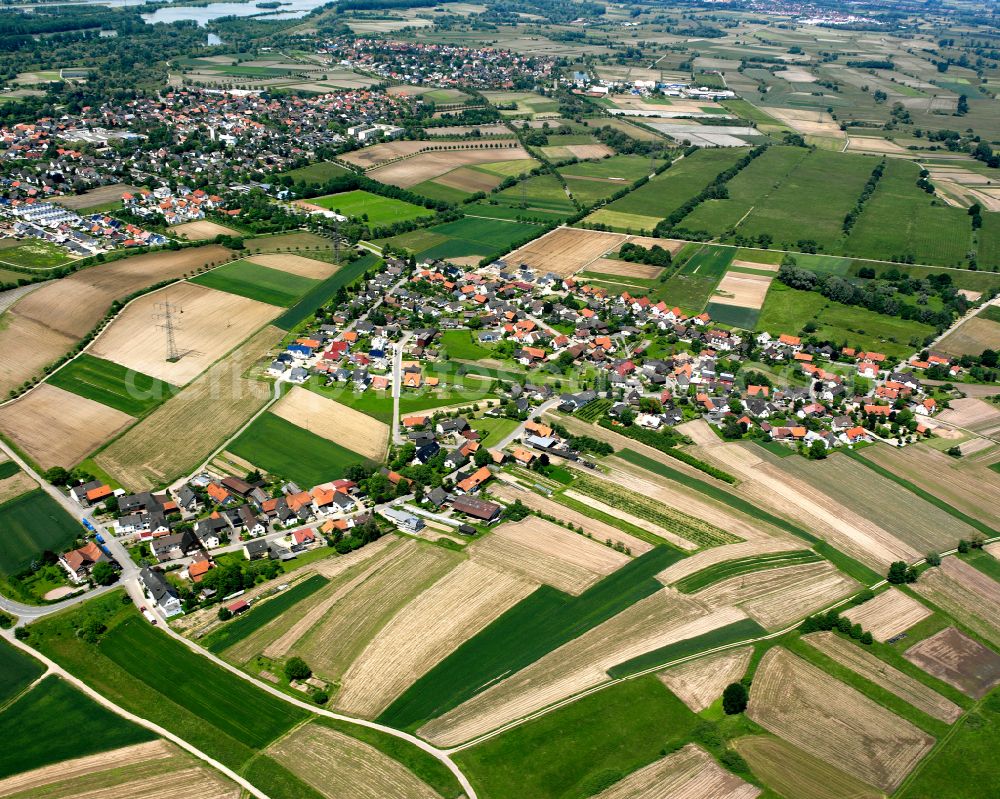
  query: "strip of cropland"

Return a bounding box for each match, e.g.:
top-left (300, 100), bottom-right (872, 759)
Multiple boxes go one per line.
top-left (274, 253), bottom-right (379, 330)
top-left (190, 259), bottom-right (320, 307)
top-left (46, 354), bottom-right (178, 417)
top-left (0, 489), bottom-right (83, 578)
top-left (0, 638), bottom-right (44, 705)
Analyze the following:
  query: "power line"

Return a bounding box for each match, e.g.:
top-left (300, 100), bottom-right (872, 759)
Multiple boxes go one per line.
top-left (154, 301), bottom-right (182, 362)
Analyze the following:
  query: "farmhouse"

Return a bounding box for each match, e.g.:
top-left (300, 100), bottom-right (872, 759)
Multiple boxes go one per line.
top-left (450, 495), bottom-right (502, 522)
top-left (69, 480), bottom-right (113, 507)
top-left (59, 541), bottom-right (110, 582)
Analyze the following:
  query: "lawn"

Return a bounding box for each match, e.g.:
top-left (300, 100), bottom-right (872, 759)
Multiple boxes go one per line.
top-left (309, 190), bottom-right (434, 225)
top-left (439, 329), bottom-right (494, 360)
top-left (0, 676), bottom-right (154, 779)
top-left (229, 412), bottom-right (371, 486)
top-left (0, 638), bottom-right (44, 705)
top-left (755, 282), bottom-right (936, 357)
top-left (275, 253), bottom-right (379, 331)
top-left (378, 547), bottom-right (684, 730)
top-left (454, 675), bottom-right (699, 799)
top-left (0, 489), bottom-right (82, 576)
top-left (47, 354), bottom-right (178, 417)
top-left (191, 259), bottom-right (319, 307)
top-left (0, 239), bottom-right (72, 269)
top-left (203, 574), bottom-right (328, 654)
top-left (657, 244), bottom-right (734, 312)
top-left (473, 416), bottom-right (519, 444)
top-left (281, 161), bottom-right (354, 184)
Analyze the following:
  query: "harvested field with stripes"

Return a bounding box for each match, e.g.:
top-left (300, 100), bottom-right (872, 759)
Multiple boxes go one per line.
top-left (286, 540), bottom-right (462, 683)
top-left (0, 740), bottom-right (238, 799)
top-left (803, 631), bottom-right (962, 723)
top-left (468, 517), bottom-right (630, 595)
top-left (560, 488), bottom-right (697, 551)
top-left (694, 561), bottom-right (859, 630)
top-left (491, 480), bottom-right (653, 554)
top-left (246, 253), bottom-right (337, 279)
top-left (271, 386), bottom-right (389, 461)
top-left (656, 540), bottom-right (810, 588)
top-left (419, 592), bottom-right (745, 746)
top-left (904, 626), bottom-right (1000, 699)
top-left (912, 560), bottom-right (1000, 648)
top-left (592, 744), bottom-right (760, 799)
top-left (584, 258), bottom-right (664, 279)
top-left (842, 588), bottom-right (932, 642)
top-left (335, 559), bottom-right (537, 717)
top-left (504, 227), bottom-right (626, 277)
top-left (673, 550), bottom-right (821, 593)
top-left (268, 723), bottom-right (440, 799)
top-left (747, 647), bottom-right (934, 792)
top-left (733, 736), bottom-right (883, 799)
top-left (658, 647), bottom-right (753, 712)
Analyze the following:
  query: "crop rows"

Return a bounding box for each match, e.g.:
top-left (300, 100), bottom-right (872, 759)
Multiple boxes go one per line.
top-left (674, 550), bottom-right (821, 593)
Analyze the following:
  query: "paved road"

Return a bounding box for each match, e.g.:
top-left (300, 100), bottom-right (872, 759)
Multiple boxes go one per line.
top-left (2, 630), bottom-right (272, 799)
top-left (391, 332), bottom-right (414, 445)
top-left (494, 397), bottom-right (561, 450)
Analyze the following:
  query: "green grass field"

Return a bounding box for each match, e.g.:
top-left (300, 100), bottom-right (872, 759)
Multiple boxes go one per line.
top-left (559, 155), bottom-right (655, 182)
top-left (439, 329), bottom-right (495, 360)
top-left (674, 550), bottom-right (822, 593)
top-left (755, 282), bottom-right (936, 357)
top-left (846, 159), bottom-right (971, 266)
top-left (310, 190), bottom-right (434, 225)
top-left (494, 174), bottom-right (576, 213)
top-left (281, 161), bottom-right (354, 184)
top-left (378, 547), bottom-right (684, 730)
top-left (404, 217), bottom-right (539, 262)
top-left (977, 211), bottom-right (1000, 271)
top-left (411, 180), bottom-right (473, 204)
top-left (463, 202), bottom-right (566, 224)
top-left (658, 244), bottom-right (734, 312)
top-left (0, 676), bottom-right (154, 779)
top-left (705, 301), bottom-right (760, 330)
top-left (0, 461), bottom-right (17, 479)
top-left (0, 239), bottom-right (72, 269)
top-left (275, 253), bottom-right (379, 331)
top-left (229, 412), bottom-right (372, 486)
top-left (191, 260), bottom-right (319, 307)
top-left (0, 490), bottom-right (82, 576)
top-left (47, 354), bottom-right (177, 417)
top-left (203, 574), bottom-right (328, 655)
top-left (454, 675), bottom-right (699, 799)
top-left (0, 639), bottom-right (44, 705)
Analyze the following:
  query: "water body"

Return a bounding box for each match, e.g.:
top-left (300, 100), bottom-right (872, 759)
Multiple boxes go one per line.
top-left (141, 0), bottom-right (325, 25)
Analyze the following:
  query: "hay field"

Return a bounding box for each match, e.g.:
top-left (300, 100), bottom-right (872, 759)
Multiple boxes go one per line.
top-left (491, 480), bottom-right (653, 554)
top-left (936, 316), bottom-right (1000, 358)
top-left (468, 517), bottom-right (631, 594)
top-left (592, 744), bottom-right (760, 799)
top-left (272, 386), bottom-right (388, 461)
top-left (585, 259), bottom-right (664, 279)
top-left (936, 397), bottom-right (1000, 435)
top-left (368, 147), bottom-right (532, 188)
top-left (94, 326), bottom-right (280, 490)
top-left (913, 560), bottom-right (1000, 648)
top-left (289, 541), bottom-right (462, 683)
top-left (733, 736), bottom-right (883, 799)
top-left (804, 631), bottom-right (962, 723)
top-left (694, 561), bottom-right (859, 630)
top-left (0, 740), bottom-right (238, 799)
top-left (246, 253), bottom-right (336, 279)
top-left (0, 245), bottom-right (229, 396)
top-left (336, 559), bottom-right (538, 717)
top-left (904, 626), bottom-right (1000, 699)
top-left (89, 282), bottom-right (280, 386)
top-left (860, 444), bottom-right (1000, 525)
top-left (268, 723), bottom-right (440, 799)
top-left (656, 540), bottom-right (809, 587)
top-left (419, 594), bottom-right (744, 746)
top-left (505, 227), bottom-right (626, 277)
top-left (658, 647), bottom-right (753, 712)
top-left (747, 647), bottom-right (934, 792)
top-left (711, 270), bottom-right (772, 309)
top-left (0, 384), bottom-right (134, 469)
top-left (842, 588), bottom-right (932, 642)
top-left (168, 220), bottom-right (241, 241)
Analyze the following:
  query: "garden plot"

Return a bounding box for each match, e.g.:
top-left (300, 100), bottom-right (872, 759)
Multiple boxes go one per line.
top-left (913, 560), bottom-right (1000, 648)
top-left (336, 559), bottom-right (538, 717)
top-left (0, 740), bottom-right (239, 799)
top-left (89, 282), bottom-right (279, 386)
top-left (841, 588), bottom-right (932, 642)
top-left (468, 517), bottom-right (631, 595)
top-left (504, 227), bottom-right (626, 277)
top-left (419, 595), bottom-right (745, 746)
top-left (366, 146), bottom-right (531, 188)
top-left (592, 744), bottom-right (760, 799)
top-left (658, 647), bottom-right (753, 712)
top-left (272, 386), bottom-right (389, 461)
top-left (245, 253), bottom-right (336, 279)
top-left (268, 723), bottom-right (440, 799)
top-left (804, 631), bottom-right (962, 723)
top-left (94, 326), bottom-right (280, 491)
top-left (0, 384), bottom-right (134, 469)
top-left (168, 220), bottom-right (241, 241)
top-left (747, 647), bottom-right (934, 793)
top-left (287, 541), bottom-right (462, 684)
top-left (693, 561), bottom-right (858, 630)
top-left (733, 736), bottom-right (883, 799)
top-left (904, 626), bottom-right (1000, 699)
top-left (490, 480), bottom-right (652, 554)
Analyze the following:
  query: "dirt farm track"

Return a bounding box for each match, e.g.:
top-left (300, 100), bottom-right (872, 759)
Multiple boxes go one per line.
top-left (0, 245), bottom-right (231, 397)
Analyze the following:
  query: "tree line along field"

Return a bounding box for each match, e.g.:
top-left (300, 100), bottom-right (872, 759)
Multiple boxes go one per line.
top-left (190, 259), bottom-right (320, 307)
top-left (308, 190), bottom-right (434, 225)
top-left (46, 354), bottom-right (178, 417)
